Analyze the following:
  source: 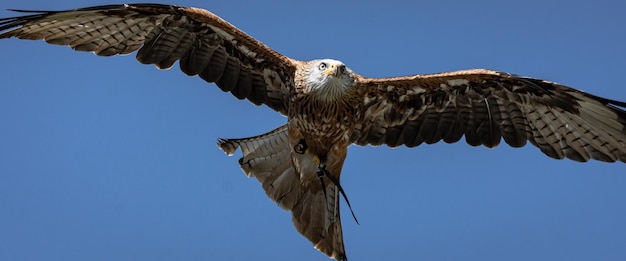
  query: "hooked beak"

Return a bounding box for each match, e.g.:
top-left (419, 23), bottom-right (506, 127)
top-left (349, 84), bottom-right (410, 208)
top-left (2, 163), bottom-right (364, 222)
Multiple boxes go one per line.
top-left (323, 64), bottom-right (345, 77)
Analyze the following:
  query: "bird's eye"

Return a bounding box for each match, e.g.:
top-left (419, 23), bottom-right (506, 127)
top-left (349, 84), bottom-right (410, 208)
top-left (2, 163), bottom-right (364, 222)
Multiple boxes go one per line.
top-left (318, 62), bottom-right (327, 71)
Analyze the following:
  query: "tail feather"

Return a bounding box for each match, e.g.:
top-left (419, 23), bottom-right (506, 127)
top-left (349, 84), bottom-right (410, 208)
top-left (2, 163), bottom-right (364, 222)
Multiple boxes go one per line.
top-left (217, 124), bottom-right (301, 209)
top-left (217, 124), bottom-right (348, 260)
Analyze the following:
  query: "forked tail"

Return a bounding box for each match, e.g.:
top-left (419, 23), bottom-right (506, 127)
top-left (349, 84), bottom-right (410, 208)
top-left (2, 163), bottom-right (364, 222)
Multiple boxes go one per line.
top-left (217, 124), bottom-right (348, 260)
top-left (217, 124), bottom-right (302, 209)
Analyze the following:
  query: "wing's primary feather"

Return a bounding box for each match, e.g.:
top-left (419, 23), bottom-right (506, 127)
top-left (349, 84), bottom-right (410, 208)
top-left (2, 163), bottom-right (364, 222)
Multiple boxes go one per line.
top-left (352, 69), bottom-right (626, 162)
top-left (0, 4), bottom-right (297, 114)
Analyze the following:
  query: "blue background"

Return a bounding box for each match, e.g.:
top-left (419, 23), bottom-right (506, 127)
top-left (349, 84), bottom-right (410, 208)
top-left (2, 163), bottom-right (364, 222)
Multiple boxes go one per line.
top-left (1, 1), bottom-right (625, 260)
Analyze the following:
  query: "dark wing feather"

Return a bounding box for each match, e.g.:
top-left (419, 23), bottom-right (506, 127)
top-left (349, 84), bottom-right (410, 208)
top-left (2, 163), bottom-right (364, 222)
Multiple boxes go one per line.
top-left (352, 69), bottom-right (626, 162)
top-left (0, 4), bottom-right (297, 114)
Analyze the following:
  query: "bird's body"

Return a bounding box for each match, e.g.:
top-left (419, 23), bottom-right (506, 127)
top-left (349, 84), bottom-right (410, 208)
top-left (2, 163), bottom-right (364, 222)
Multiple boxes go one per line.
top-left (291, 60), bottom-right (360, 156)
top-left (1, 3), bottom-right (625, 260)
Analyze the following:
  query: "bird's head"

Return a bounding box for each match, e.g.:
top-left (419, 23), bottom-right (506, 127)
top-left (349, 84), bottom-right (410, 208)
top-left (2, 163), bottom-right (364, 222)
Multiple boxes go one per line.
top-left (304, 59), bottom-right (356, 101)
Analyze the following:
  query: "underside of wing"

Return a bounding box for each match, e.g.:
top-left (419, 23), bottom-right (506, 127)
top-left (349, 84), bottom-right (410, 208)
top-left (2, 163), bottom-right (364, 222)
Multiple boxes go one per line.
top-left (352, 69), bottom-right (626, 162)
top-left (0, 4), bottom-right (297, 114)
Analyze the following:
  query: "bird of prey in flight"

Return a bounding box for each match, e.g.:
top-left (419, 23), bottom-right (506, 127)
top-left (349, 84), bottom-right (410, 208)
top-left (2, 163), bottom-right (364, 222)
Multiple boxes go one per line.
top-left (1, 3), bottom-right (625, 260)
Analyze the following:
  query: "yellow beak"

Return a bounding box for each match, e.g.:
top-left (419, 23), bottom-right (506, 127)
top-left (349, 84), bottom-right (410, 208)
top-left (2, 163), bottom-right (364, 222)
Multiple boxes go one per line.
top-left (323, 64), bottom-right (344, 77)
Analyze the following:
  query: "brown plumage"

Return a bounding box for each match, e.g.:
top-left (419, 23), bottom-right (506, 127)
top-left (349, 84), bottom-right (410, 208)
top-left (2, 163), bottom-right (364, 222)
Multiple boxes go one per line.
top-left (1, 4), bottom-right (625, 260)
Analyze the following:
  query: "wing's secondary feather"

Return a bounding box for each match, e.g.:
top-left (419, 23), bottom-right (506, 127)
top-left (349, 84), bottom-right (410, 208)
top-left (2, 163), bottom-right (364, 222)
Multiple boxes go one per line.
top-left (0, 4), bottom-right (296, 114)
top-left (353, 69), bottom-right (626, 162)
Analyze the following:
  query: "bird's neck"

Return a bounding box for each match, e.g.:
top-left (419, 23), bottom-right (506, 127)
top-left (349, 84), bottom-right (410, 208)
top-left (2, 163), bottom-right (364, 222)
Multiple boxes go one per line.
top-left (310, 79), bottom-right (352, 102)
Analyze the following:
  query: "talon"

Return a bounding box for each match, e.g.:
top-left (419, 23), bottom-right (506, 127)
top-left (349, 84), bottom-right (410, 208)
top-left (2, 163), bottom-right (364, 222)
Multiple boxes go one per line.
top-left (317, 164), bottom-right (328, 198)
top-left (316, 163), bottom-right (326, 176)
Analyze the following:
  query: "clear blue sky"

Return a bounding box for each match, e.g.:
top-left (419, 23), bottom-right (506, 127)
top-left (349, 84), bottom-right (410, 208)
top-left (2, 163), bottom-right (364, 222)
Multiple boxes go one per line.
top-left (1, 1), bottom-right (625, 260)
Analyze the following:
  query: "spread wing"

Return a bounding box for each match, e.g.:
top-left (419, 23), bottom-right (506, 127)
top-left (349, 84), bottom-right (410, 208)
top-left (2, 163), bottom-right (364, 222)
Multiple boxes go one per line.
top-left (352, 69), bottom-right (626, 162)
top-left (0, 4), bottom-right (298, 114)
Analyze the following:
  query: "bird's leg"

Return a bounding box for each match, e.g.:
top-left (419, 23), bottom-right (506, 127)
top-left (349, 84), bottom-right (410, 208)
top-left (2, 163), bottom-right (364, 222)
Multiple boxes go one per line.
top-left (315, 157), bottom-right (359, 225)
top-left (316, 162), bottom-right (329, 200)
